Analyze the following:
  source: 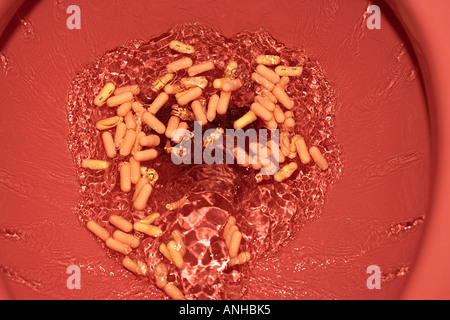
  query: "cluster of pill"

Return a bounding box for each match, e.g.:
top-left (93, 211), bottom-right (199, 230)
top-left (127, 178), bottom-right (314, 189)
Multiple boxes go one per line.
top-left (81, 40), bottom-right (330, 300)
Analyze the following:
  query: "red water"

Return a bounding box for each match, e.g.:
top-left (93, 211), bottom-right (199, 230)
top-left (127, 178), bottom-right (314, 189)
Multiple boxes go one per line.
top-left (66, 23), bottom-right (343, 300)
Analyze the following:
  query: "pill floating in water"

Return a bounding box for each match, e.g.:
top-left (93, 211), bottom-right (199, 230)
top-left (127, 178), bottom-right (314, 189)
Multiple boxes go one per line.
top-left (124, 111), bottom-right (137, 130)
top-left (176, 87), bottom-right (203, 106)
top-left (222, 79), bottom-right (242, 92)
top-left (274, 162), bottom-right (298, 182)
top-left (133, 182), bottom-right (152, 211)
top-left (234, 111), bottom-right (257, 130)
top-left (216, 91), bottom-right (231, 115)
top-left (114, 122), bottom-right (127, 149)
top-left (96, 116), bottom-right (123, 131)
top-left (188, 61), bottom-right (215, 77)
top-left (251, 72), bottom-right (275, 91)
top-left (102, 132), bottom-right (116, 159)
top-left (294, 135), bottom-right (311, 165)
top-left (206, 94), bottom-right (219, 122)
top-left (81, 159), bottom-right (109, 170)
top-left (154, 263), bottom-right (168, 289)
top-left (86, 221), bottom-right (110, 241)
top-left (119, 162), bottom-right (132, 193)
top-left (256, 64), bottom-right (280, 84)
top-left (167, 240), bottom-right (184, 269)
top-left (105, 237), bottom-right (132, 255)
top-left (117, 102), bottom-right (133, 117)
top-left (256, 55), bottom-right (281, 66)
top-left (309, 146), bottom-right (329, 171)
top-left (122, 256), bottom-right (145, 275)
top-left (164, 283), bottom-right (186, 300)
top-left (107, 91), bottom-right (134, 108)
top-left (140, 212), bottom-right (160, 225)
top-left (275, 66), bottom-right (303, 77)
top-left (272, 85), bottom-right (294, 109)
top-left (228, 231), bottom-right (242, 259)
top-left (169, 40), bottom-right (195, 54)
top-left (151, 73), bottom-right (175, 93)
top-left (250, 102), bottom-right (273, 122)
top-left (120, 129), bottom-right (137, 156)
top-left (142, 112), bottom-right (166, 135)
top-left (148, 92), bottom-right (169, 115)
top-left (191, 99), bottom-right (207, 126)
top-left (113, 230), bottom-right (140, 249)
top-left (166, 57), bottom-right (193, 73)
top-left (114, 85), bottom-right (140, 96)
top-left (94, 83), bottom-right (116, 107)
top-left (134, 221), bottom-right (162, 237)
top-left (109, 214), bottom-right (133, 233)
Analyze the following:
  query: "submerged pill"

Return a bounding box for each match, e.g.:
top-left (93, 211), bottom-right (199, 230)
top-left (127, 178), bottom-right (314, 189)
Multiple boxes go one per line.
top-left (129, 156), bottom-right (141, 184)
top-left (256, 55), bottom-right (281, 66)
top-left (105, 237), bottom-right (132, 255)
top-left (117, 102), bottom-right (133, 117)
top-left (207, 94), bottom-right (219, 122)
top-left (133, 183), bottom-right (152, 211)
top-left (114, 84), bottom-right (140, 96)
top-left (96, 116), bottom-right (123, 131)
top-left (171, 230), bottom-right (186, 256)
top-left (229, 231), bottom-right (242, 259)
top-left (213, 78), bottom-right (228, 90)
top-left (133, 177), bottom-right (150, 201)
top-left (132, 131), bottom-right (146, 155)
top-left (114, 230), bottom-right (140, 249)
top-left (166, 116), bottom-right (181, 139)
top-left (154, 263), bottom-right (168, 289)
top-left (109, 214), bottom-right (133, 233)
top-left (192, 100), bottom-right (207, 125)
top-left (216, 91), bottom-right (231, 115)
top-left (164, 283), bottom-right (186, 300)
top-left (142, 112), bottom-right (166, 135)
top-left (181, 76), bottom-right (208, 89)
top-left (102, 131), bottom-right (116, 158)
top-left (251, 72), bottom-right (274, 91)
top-left (250, 102), bottom-right (273, 122)
top-left (159, 243), bottom-right (173, 263)
top-left (176, 87), bottom-right (203, 106)
top-left (86, 221), bottom-right (110, 241)
top-left (274, 162), bottom-right (298, 182)
top-left (94, 83), bottom-right (116, 107)
top-left (140, 134), bottom-right (161, 147)
top-left (188, 61), bottom-right (215, 77)
top-left (295, 136), bottom-right (311, 165)
top-left (151, 73), bottom-right (175, 93)
top-left (134, 149), bottom-right (158, 162)
top-left (256, 64), bottom-right (280, 84)
top-left (309, 146), bottom-right (329, 171)
top-left (255, 96), bottom-right (276, 112)
top-left (107, 91), bottom-right (134, 107)
top-left (234, 111), bottom-right (257, 130)
top-left (120, 129), bottom-right (137, 156)
top-left (167, 240), bottom-right (184, 269)
top-left (172, 122), bottom-right (189, 144)
top-left (222, 79), bottom-right (242, 92)
top-left (275, 66), bottom-right (303, 77)
top-left (274, 106), bottom-right (286, 123)
top-left (122, 256), bottom-right (144, 275)
top-left (169, 40), bottom-right (194, 54)
top-left (124, 111), bottom-right (137, 130)
top-left (140, 212), bottom-right (160, 225)
top-left (224, 61), bottom-right (238, 78)
top-left (81, 159), bottom-right (109, 170)
top-left (131, 101), bottom-right (146, 113)
top-left (166, 57), bottom-right (193, 73)
top-left (148, 92), bottom-right (169, 115)
top-left (134, 221), bottom-right (162, 237)
top-left (119, 162), bottom-right (132, 193)
top-left (272, 85), bottom-right (294, 109)
top-left (114, 122), bottom-right (127, 149)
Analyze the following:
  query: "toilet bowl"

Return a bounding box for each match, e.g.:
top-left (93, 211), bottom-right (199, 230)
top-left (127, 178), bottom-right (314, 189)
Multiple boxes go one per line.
top-left (0, 0), bottom-right (447, 300)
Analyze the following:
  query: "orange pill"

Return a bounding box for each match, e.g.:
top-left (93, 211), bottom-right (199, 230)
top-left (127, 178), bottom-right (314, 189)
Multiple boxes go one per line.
top-left (309, 146), bottom-right (329, 171)
top-left (188, 61), bottom-right (215, 77)
top-left (274, 106), bottom-right (286, 123)
top-left (272, 85), bottom-right (294, 109)
top-left (207, 94), bottom-right (219, 122)
top-left (124, 111), bottom-right (137, 130)
top-left (132, 131), bottom-right (146, 155)
top-left (102, 131), bottom-right (116, 158)
top-left (164, 284), bottom-right (185, 300)
top-left (216, 91), bottom-right (231, 115)
top-left (192, 100), bottom-right (207, 125)
top-left (113, 230), bottom-right (140, 249)
top-left (229, 231), bottom-right (242, 259)
top-left (222, 216), bottom-right (236, 239)
top-left (133, 183), bottom-right (152, 211)
top-left (166, 57), bottom-right (193, 73)
top-left (251, 72), bottom-right (274, 91)
top-left (119, 162), bottom-right (132, 193)
top-left (130, 156), bottom-right (141, 184)
top-left (107, 91), bottom-right (133, 107)
top-left (142, 112), bottom-right (166, 135)
top-left (105, 237), bottom-right (132, 255)
top-left (109, 214), bottom-right (133, 233)
top-left (134, 149), bottom-right (158, 162)
top-left (140, 134), bottom-right (161, 147)
top-left (222, 79), bottom-right (242, 92)
top-left (122, 256), bottom-right (144, 275)
top-left (148, 92), bottom-right (169, 115)
top-left (133, 177), bottom-right (150, 201)
top-left (295, 136), bottom-right (311, 165)
top-left (225, 225), bottom-right (239, 248)
top-left (86, 221), bottom-right (110, 241)
top-left (279, 76), bottom-right (289, 90)
top-left (164, 84), bottom-right (183, 95)
top-left (117, 102), bottom-right (133, 117)
top-left (284, 117), bottom-right (296, 129)
top-left (176, 87), bottom-right (203, 106)
top-left (131, 101), bottom-right (146, 113)
top-left (120, 129), bottom-right (137, 156)
top-left (165, 116), bottom-right (181, 139)
top-left (264, 118), bottom-right (278, 130)
top-left (250, 102), bottom-right (273, 122)
top-left (114, 122), bottom-right (127, 149)
top-left (213, 78), bottom-right (228, 90)
top-left (255, 96), bottom-right (276, 112)
top-left (114, 85), bottom-right (140, 96)
top-left (172, 122), bottom-right (189, 144)
top-left (154, 263), bottom-right (168, 289)
top-left (256, 64), bottom-right (280, 84)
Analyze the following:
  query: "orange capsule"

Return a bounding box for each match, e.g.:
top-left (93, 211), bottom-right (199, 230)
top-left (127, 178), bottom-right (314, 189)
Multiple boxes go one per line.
top-left (142, 112), bottom-right (166, 135)
top-left (94, 83), bottom-right (116, 107)
top-left (109, 214), bottom-right (133, 233)
top-left (166, 57), bottom-right (193, 73)
top-left (251, 72), bottom-right (274, 91)
top-left (113, 230), bottom-right (140, 249)
top-left (295, 136), bottom-right (311, 165)
top-left (114, 122), bottom-right (127, 149)
top-left (191, 100), bottom-right (207, 125)
top-left (216, 91), bottom-right (231, 115)
top-left (133, 177), bottom-right (150, 201)
top-left (255, 96), bottom-right (276, 112)
top-left (188, 61), bottom-right (215, 77)
top-left (120, 129), bottom-right (137, 156)
top-left (140, 134), bottom-right (161, 147)
top-left (164, 84), bottom-right (183, 95)
top-left (154, 263), bottom-right (168, 289)
top-left (229, 231), bottom-right (242, 259)
top-left (256, 64), bottom-right (280, 84)
top-left (130, 156), bottom-right (141, 184)
top-left (166, 116), bottom-right (181, 139)
top-left (119, 162), bottom-right (132, 193)
top-left (176, 87), bottom-right (203, 106)
top-left (164, 284), bottom-right (186, 300)
top-left (102, 131), bottom-right (116, 158)
top-left (148, 92), bottom-right (169, 115)
top-left (124, 111), bottom-right (137, 130)
top-left (86, 221), bottom-right (110, 241)
top-left (134, 149), bottom-right (158, 162)
top-left (221, 79), bottom-right (242, 92)
top-left (272, 85), bottom-right (294, 109)
top-left (114, 85), bottom-right (140, 96)
top-left (131, 101), bottom-right (146, 113)
top-left (122, 256), bottom-right (144, 275)
top-left (250, 102), bottom-right (273, 122)
top-left (133, 183), bottom-right (152, 211)
top-left (273, 106), bottom-right (286, 123)
top-left (172, 122), bottom-right (189, 144)
top-left (105, 237), bottom-right (132, 255)
top-left (284, 117), bottom-right (296, 130)
top-left (117, 102), bottom-right (133, 117)
top-left (309, 146), bottom-right (329, 171)
top-left (207, 94), bottom-right (219, 122)
top-left (107, 91), bottom-right (134, 107)
top-left (132, 131), bottom-right (146, 155)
